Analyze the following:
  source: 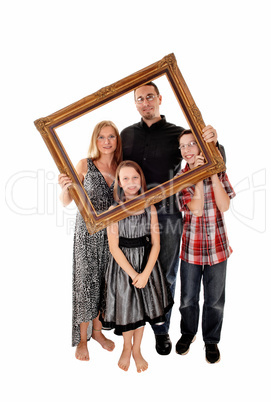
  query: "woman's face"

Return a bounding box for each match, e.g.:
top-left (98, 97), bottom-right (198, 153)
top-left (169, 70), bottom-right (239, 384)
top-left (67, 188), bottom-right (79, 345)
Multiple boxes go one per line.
top-left (119, 166), bottom-right (141, 199)
top-left (96, 126), bottom-right (117, 155)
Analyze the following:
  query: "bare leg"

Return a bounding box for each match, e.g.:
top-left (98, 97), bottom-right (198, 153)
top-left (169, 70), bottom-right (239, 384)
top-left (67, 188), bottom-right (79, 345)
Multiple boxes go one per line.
top-left (92, 315), bottom-right (115, 351)
top-left (75, 322), bottom-right (90, 361)
top-left (132, 327), bottom-right (148, 373)
top-left (118, 330), bottom-right (134, 371)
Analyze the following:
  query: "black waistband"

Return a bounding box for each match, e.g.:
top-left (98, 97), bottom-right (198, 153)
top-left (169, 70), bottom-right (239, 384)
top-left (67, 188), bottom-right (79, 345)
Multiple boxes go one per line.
top-left (118, 235), bottom-right (151, 272)
top-left (118, 235), bottom-right (150, 248)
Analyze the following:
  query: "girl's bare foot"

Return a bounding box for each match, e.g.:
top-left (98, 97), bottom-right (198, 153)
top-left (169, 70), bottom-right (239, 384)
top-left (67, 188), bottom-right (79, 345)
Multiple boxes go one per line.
top-left (118, 346), bottom-right (132, 371)
top-left (92, 329), bottom-right (115, 351)
top-left (132, 349), bottom-right (148, 373)
top-left (75, 341), bottom-right (90, 361)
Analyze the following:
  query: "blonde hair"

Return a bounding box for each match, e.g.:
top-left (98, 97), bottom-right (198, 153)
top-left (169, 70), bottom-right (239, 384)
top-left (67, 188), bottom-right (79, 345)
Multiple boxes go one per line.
top-left (113, 160), bottom-right (147, 203)
top-left (87, 120), bottom-right (122, 165)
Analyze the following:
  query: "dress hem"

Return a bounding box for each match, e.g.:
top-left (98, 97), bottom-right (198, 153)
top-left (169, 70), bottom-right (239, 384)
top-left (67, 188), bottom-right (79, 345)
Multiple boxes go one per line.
top-left (99, 302), bottom-right (173, 336)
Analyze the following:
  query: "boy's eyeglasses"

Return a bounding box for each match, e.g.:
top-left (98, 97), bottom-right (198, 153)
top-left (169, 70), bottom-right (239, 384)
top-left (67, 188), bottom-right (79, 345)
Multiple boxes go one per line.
top-left (179, 141), bottom-right (198, 150)
top-left (135, 94), bottom-right (159, 104)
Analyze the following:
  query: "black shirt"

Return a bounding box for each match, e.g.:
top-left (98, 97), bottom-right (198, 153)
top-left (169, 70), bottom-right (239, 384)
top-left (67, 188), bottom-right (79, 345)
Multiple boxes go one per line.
top-left (120, 115), bottom-right (226, 214)
top-left (121, 115), bottom-right (184, 189)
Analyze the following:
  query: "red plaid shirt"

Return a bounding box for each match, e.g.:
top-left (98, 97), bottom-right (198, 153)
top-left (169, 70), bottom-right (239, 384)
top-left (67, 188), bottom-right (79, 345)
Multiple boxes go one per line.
top-left (177, 164), bottom-right (236, 266)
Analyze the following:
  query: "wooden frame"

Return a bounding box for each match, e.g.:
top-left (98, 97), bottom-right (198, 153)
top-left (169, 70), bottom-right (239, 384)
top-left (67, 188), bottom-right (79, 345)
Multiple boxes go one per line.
top-left (34, 53), bottom-right (225, 234)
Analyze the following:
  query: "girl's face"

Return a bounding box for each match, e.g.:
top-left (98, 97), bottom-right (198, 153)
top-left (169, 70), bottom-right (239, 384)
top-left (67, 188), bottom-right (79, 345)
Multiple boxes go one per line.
top-left (179, 133), bottom-right (200, 168)
top-left (119, 166), bottom-right (141, 199)
top-left (96, 126), bottom-right (117, 155)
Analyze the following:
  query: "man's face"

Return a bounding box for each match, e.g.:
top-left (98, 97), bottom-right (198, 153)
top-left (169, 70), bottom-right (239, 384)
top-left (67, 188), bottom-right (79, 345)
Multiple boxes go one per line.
top-left (134, 85), bottom-right (162, 121)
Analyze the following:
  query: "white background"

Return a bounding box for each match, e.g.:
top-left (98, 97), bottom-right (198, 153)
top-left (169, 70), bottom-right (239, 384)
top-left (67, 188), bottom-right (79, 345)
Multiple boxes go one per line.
top-left (2, 1), bottom-right (270, 401)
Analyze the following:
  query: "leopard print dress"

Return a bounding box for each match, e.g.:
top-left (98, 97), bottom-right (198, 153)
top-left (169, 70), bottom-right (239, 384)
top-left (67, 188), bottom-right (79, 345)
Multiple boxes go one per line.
top-left (72, 159), bottom-right (114, 346)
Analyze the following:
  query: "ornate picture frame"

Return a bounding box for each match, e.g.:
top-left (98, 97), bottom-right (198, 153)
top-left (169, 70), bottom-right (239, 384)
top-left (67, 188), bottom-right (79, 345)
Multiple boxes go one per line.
top-left (34, 53), bottom-right (225, 234)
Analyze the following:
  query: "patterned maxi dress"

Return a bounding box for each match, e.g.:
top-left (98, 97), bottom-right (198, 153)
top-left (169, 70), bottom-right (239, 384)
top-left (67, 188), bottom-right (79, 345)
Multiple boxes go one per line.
top-left (72, 158), bottom-right (114, 347)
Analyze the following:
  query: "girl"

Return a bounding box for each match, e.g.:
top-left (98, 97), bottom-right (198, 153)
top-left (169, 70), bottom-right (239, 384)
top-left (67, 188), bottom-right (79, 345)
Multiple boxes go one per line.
top-left (100, 161), bottom-right (173, 372)
top-left (58, 120), bottom-right (122, 361)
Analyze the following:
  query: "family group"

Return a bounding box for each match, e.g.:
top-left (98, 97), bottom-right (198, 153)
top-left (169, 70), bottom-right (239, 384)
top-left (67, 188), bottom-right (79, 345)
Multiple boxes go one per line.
top-left (58, 82), bottom-right (235, 372)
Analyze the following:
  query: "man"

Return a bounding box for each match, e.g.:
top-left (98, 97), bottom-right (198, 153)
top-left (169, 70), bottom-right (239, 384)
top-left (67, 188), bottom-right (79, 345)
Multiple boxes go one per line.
top-left (120, 82), bottom-right (225, 355)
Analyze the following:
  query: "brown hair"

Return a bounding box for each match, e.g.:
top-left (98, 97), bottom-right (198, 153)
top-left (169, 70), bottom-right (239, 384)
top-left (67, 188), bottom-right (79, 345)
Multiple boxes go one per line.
top-left (113, 160), bottom-right (147, 203)
top-left (178, 128), bottom-right (193, 142)
top-left (87, 120), bottom-right (122, 165)
top-left (134, 81), bottom-right (160, 100)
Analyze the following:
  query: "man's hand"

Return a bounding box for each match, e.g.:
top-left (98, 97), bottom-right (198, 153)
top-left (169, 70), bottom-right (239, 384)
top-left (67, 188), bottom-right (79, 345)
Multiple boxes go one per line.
top-left (202, 125), bottom-right (218, 144)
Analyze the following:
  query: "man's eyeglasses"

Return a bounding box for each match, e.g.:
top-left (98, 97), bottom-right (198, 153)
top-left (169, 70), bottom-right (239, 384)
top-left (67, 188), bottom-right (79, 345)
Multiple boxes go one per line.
top-left (135, 94), bottom-right (159, 104)
top-left (179, 141), bottom-right (198, 150)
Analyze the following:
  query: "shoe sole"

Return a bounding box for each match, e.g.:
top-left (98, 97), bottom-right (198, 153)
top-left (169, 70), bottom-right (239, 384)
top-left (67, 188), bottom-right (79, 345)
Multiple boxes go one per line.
top-left (205, 355), bottom-right (221, 364)
top-left (205, 357), bottom-right (220, 364)
top-left (205, 347), bottom-right (221, 364)
top-left (176, 336), bottom-right (196, 355)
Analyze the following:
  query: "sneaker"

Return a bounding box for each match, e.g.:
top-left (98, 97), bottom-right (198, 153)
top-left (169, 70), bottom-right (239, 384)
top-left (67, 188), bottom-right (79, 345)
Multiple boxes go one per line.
top-left (155, 334), bottom-right (172, 355)
top-left (205, 344), bottom-right (221, 364)
top-left (176, 334), bottom-right (196, 355)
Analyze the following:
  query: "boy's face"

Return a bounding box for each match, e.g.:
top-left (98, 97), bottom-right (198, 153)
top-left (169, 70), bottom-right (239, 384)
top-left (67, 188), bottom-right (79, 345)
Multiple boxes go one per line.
top-left (179, 133), bottom-right (200, 167)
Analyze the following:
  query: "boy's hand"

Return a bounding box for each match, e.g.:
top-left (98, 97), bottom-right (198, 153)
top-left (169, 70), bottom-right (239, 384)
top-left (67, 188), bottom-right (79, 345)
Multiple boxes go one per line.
top-left (194, 152), bottom-right (205, 168)
top-left (202, 125), bottom-right (217, 143)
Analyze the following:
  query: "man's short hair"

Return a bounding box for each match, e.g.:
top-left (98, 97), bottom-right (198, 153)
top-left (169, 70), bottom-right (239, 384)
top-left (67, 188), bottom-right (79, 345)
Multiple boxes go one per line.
top-left (134, 81), bottom-right (160, 99)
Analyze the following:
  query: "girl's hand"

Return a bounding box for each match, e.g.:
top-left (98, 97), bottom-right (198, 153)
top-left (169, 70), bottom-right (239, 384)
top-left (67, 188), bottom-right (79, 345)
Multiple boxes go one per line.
top-left (194, 152), bottom-right (205, 168)
top-left (132, 273), bottom-right (149, 289)
top-left (58, 173), bottom-right (73, 191)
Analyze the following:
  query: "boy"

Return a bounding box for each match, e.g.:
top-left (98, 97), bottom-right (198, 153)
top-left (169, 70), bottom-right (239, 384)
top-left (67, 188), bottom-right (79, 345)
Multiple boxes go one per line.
top-left (176, 129), bottom-right (235, 363)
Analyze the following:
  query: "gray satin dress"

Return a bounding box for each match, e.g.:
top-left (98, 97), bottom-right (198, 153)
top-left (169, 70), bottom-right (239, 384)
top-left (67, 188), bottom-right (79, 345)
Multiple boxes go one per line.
top-left (100, 208), bottom-right (173, 335)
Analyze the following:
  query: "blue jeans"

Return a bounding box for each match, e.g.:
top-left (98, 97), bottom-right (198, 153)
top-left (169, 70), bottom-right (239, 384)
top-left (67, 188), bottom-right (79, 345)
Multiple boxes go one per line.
top-left (180, 259), bottom-right (227, 344)
top-left (152, 209), bottom-right (183, 335)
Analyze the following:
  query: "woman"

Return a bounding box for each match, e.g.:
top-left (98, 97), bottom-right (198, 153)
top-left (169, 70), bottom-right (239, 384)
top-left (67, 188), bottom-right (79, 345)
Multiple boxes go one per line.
top-left (58, 120), bottom-right (122, 361)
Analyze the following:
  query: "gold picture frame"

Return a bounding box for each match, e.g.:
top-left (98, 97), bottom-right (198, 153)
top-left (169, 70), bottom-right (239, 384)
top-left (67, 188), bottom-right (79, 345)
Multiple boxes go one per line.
top-left (34, 53), bottom-right (225, 234)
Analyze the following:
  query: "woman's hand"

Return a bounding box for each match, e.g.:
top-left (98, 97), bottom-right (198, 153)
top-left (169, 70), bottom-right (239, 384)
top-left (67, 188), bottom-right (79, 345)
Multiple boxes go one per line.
top-left (58, 173), bottom-right (73, 191)
top-left (58, 173), bottom-right (74, 207)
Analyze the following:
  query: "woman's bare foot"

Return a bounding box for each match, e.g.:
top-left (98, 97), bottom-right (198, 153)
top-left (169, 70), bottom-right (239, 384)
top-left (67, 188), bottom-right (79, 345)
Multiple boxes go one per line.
top-left (75, 341), bottom-right (90, 361)
top-left (132, 349), bottom-right (148, 373)
top-left (118, 346), bottom-right (132, 371)
top-left (92, 329), bottom-right (115, 351)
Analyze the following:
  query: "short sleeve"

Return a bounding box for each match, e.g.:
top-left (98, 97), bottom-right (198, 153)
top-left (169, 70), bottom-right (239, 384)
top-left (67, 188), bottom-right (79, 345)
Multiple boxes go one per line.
top-left (218, 172), bottom-right (236, 199)
top-left (177, 185), bottom-right (195, 212)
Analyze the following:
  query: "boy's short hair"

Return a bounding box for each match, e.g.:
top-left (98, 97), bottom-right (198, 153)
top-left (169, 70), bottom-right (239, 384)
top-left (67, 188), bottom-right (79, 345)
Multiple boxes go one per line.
top-left (178, 129), bottom-right (193, 141)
